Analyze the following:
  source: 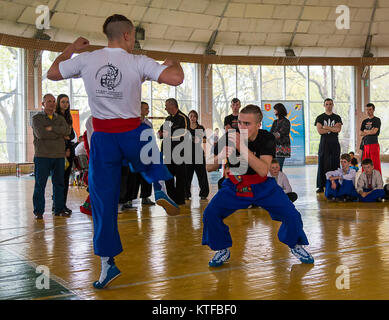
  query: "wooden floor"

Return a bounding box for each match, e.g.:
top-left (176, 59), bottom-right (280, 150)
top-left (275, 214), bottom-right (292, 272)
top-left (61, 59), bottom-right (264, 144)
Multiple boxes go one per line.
top-left (1, 164), bottom-right (389, 300)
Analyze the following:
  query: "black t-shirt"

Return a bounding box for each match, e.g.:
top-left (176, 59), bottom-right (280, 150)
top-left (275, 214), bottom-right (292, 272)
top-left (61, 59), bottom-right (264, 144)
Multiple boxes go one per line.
top-left (314, 113), bottom-right (342, 141)
top-left (360, 116), bottom-right (381, 145)
top-left (214, 129), bottom-right (275, 175)
top-left (189, 124), bottom-right (206, 161)
top-left (224, 114), bottom-right (239, 130)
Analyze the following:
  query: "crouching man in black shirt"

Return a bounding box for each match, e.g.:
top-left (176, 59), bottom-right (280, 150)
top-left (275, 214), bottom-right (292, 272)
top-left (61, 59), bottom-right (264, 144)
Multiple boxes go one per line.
top-left (203, 104), bottom-right (314, 267)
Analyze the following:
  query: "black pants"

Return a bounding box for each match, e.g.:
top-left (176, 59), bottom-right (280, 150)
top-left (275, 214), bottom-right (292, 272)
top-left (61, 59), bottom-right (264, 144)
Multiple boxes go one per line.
top-left (165, 163), bottom-right (187, 205)
top-left (186, 163), bottom-right (209, 198)
top-left (133, 173), bottom-right (152, 199)
top-left (119, 166), bottom-right (152, 203)
top-left (316, 141), bottom-right (340, 189)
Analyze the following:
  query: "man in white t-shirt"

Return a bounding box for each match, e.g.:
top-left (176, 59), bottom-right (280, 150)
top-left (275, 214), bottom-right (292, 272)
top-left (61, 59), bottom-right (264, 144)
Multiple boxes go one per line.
top-left (47, 14), bottom-right (184, 289)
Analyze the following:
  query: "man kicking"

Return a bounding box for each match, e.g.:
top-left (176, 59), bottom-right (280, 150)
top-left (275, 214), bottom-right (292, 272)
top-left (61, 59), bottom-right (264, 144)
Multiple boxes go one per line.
top-left (47, 14), bottom-right (184, 288)
top-left (203, 104), bottom-right (314, 267)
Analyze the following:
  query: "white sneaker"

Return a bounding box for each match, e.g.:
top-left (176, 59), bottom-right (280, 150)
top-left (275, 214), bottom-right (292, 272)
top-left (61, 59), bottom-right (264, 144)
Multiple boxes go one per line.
top-left (290, 245), bottom-right (314, 264)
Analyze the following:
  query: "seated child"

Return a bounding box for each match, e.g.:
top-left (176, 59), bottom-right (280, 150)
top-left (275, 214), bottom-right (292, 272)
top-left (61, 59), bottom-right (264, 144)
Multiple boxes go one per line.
top-left (350, 157), bottom-right (359, 172)
top-left (325, 153), bottom-right (358, 202)
top-left (269, 159), bottom-right (298, 203)
top-left (356, 158), bottom-right (386, 202)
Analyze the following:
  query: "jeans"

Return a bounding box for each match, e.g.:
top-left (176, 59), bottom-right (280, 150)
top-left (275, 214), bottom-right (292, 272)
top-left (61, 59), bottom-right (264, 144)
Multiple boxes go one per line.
top-left (33, 157), bottom-right (65, 215)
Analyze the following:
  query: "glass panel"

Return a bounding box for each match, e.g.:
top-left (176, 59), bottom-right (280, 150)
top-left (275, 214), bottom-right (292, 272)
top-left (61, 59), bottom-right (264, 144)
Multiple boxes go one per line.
top-left (237, 65), bottom-right (260, 103)
top-left (309, 65), bottom-right (331, 102)
top-left (261, 66), bottom-right (283, 100)
top-left (286, 66), bottom-right (307, 100)
top-left (370, 66), bottom-right (389, 154)
top-left (41, 51), bottom-right (70, 97)
top-left (370, 66), bottom-right (389, 101)
top-left (309, 102), bottom-right (324, 156)
top-left (0, 46), bottom-right (25, 162)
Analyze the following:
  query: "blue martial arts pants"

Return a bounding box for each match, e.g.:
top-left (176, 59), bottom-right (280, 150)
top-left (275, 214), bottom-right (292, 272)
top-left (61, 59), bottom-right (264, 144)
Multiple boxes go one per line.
top-left (202, 177), bottom-right (309, 251)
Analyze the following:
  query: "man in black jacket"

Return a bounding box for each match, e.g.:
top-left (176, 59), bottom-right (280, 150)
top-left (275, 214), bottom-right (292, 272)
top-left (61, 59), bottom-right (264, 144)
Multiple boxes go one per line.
top-left (158, 98), bottom-right (190, 205)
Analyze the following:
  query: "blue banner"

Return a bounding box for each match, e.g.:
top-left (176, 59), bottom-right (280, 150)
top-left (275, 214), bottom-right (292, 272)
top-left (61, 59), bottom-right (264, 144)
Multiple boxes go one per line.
top-left (261, 100), bottom-right (305, 166)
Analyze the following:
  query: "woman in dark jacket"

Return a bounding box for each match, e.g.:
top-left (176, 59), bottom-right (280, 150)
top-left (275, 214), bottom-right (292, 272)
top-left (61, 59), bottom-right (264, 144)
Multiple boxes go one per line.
top-left (186, 110), bottom-right (209, 200)
top-left (270, 103), bottom-right (291, 171)
top-left (56, 93), bottom-right (75, 214)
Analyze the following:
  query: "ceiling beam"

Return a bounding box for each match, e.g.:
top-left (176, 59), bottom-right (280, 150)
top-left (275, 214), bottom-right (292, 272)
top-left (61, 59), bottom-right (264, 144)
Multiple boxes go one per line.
top-left (363, 0), bottom-right (378, 57)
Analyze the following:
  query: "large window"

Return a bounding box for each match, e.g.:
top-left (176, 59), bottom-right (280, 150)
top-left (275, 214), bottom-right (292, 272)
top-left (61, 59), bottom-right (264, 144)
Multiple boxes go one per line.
top-left (308, 66), bottom-right (355, 155)
top-left (212, 64), bottom-right (355, 156)
top-left (141, 62), bottom-right (198, 133)
top-left (0, 46), bottom-right (25, 163)
top-left (42, 51), bottom-right (90, 135)
top-left (370, 66), bottom-right (389, 154)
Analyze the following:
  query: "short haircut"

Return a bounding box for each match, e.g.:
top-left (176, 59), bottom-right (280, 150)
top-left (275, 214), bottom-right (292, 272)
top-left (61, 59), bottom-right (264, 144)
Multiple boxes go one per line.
top-left (349, 151), bottom-right (355, 155)
top-left (340, 153), bottom-right (351, 162)
top-left (103, 14), bottom-right (134, 40)
top-left (42, 93), bottom-right (54, 102)
top-left (141, 101), bottom-right (149, 106)
top-left (366, 103), bottom-right (375, 111)
top-left (165, 98), bottom-right (178, 108)
top-left (240, 104), bottom-right (263, 123)
top-left (361, 158), bottom-right (373, 166)
top-left (324, 98), bottom-right (333, 104)
top-left (231, 98), bottom-right (240, 104)
top-left (271, 159), bottom-right (280, 165)
top-left (351, 158), bottom-right (358, 166)
top-left (273, 103), bottom-right (287, 118)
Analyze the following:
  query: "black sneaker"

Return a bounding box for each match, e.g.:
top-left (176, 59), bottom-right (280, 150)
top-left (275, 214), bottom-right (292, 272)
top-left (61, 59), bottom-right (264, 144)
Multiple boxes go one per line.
top-left (200, 197), bottom-right (208, 200)
top-left (60, 210), bottom-right (72, 217)
top-left (142, 198), bottom-right (155, 205)
top-left (377, 197), bottom-right (385, 202)
top-left (35, 213), bottom-right (43, 220)
top-left (316, 188), bottom-right (324, 193)
top-left (54, 210), bottom-right (71, 217)
top-left (64, 206), bottom-right (73, 214)
top-left (121, 201), bottom-right (135, 210)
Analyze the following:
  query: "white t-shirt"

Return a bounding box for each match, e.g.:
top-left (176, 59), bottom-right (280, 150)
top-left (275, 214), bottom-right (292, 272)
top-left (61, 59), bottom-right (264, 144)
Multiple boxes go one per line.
top-left (59, 48), bottom-right (167, 119)
top-left (85, 115), bottom-right (94, 147)
top-left (75, 141), bottom-right (87, 157)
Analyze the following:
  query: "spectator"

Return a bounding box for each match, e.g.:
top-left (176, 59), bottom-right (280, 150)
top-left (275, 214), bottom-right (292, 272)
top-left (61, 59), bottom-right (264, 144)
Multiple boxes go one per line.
top-left (269, 159), bottom-right (297, 203)
top-left (55, 94), bottom-right (75, 214)
top-left (314, 98), bottom-right (343, 193)
top-left (325, 153), bottom-right (358, 202)
top-left (158, 98), bottom-right (190, 205)
top-left (120, 102), bottom-right (155, 210)
top-left (270, 103), bottom-right (291, 171)
top-left (360, 103), bottom-right (382, 174)
top-left (224, 98), bottom-right (241, 131)
top-left (185, 110), bottom-right (209, 200)
top-left (32, 93), bottom-right (71, 219)
top-left (356, 158), bottom-right (387, 202)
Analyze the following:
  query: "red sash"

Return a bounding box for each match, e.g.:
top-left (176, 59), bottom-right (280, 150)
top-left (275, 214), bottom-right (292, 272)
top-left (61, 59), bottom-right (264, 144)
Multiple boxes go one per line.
top-left (92, 117), bottom-right (140, 133)
top-left (227, 173), bottom-right (267, 197)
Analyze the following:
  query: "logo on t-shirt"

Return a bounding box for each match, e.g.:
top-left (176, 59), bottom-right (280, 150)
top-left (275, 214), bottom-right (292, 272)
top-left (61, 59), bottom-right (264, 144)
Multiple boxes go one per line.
top-left (365, 121), bottom-right (372, 130)
top-left (324, 119), bottom-right (336, 127)
top-left (95, 63), bottom-right (122, 91)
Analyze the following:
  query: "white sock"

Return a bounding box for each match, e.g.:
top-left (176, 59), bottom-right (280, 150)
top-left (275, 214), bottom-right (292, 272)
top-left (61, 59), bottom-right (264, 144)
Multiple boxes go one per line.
top-left (98, 256), bottom-right (111, 283)
top-left (158, 180), bottom-right (167, 193)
